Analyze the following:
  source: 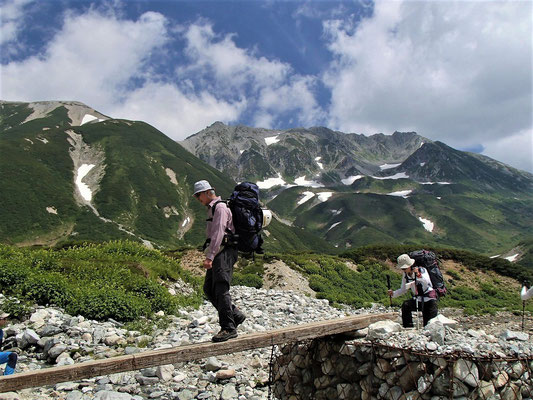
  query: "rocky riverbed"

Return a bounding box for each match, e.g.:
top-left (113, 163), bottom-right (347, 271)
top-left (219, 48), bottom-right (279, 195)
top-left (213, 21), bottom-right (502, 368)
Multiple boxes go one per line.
top-left (0, 287), bottom-right (532, 400)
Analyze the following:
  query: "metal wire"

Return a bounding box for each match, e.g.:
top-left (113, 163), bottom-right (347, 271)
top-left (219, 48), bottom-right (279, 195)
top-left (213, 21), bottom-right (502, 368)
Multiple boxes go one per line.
top-left (270, 339), bottom-right (533, 400)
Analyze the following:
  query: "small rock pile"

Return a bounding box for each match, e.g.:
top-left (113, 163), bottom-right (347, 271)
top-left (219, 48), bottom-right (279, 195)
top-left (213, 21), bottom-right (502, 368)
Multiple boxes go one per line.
top-left (272, 318), bottom-right (533, 400)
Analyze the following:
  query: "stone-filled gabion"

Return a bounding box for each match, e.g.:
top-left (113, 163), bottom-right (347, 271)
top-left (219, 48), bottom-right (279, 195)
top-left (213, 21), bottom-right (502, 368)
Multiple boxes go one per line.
top-left (272, 339), bottom-right (533, 400)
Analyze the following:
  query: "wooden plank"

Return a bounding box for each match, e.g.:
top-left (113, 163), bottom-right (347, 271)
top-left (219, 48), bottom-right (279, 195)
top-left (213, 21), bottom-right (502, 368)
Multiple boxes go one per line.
top-left (0, 313), bottom-right (395, 392)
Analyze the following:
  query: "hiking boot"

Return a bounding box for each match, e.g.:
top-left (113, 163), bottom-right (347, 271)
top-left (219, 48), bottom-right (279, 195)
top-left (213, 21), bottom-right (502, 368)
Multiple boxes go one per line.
top-left (234, 312), bottom-right (246, 327)
top-left (212, 329), bottom-right (238, 343)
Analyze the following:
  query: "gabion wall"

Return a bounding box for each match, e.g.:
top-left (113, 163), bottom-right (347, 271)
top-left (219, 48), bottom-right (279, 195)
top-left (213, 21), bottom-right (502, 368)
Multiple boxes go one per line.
top-left (271, 338), bottom-right (533, 400)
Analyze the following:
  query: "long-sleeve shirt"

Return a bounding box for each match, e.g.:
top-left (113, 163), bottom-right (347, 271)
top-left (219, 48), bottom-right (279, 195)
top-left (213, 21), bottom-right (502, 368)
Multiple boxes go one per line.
top-left (205, 197), bottom-right (235, 261)
top-left (392, 268), bottom-right (436, 302)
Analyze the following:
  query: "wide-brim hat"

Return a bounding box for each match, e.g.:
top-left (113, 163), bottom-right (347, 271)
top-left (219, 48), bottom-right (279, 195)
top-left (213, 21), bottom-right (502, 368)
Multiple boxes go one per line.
top-left (397, 254), bottom-right (415, 269)
top-left (193, 180), bottom-right (214, 196)
top-left (0, 312), bottom-right (10, 319)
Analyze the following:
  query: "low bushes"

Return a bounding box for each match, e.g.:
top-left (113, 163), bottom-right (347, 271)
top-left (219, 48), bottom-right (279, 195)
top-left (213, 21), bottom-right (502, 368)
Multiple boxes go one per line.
top-left (0, 241), bottom-right (202, 322)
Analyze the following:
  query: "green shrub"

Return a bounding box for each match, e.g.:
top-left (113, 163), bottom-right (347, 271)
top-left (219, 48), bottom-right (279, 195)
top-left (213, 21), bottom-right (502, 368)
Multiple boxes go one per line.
top-left (0, 298), bottom-right (32, 320)
top-left (70, 289), bottom-right (148, 322)
top-left (22, 273), bottom-right (74, 307)
top-left (233, 273), bottom-right (262, 289)
top-left (0, 241), bottom-right (204, 322)
top-left (447, 270), bottom-right (461, 280)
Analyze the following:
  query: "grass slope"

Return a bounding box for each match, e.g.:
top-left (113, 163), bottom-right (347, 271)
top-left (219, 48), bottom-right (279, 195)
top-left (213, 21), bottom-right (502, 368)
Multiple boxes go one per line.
top-left (267, 181), bottom-right (533, 254)
top-left (0, 103), bottom-right (332, 253)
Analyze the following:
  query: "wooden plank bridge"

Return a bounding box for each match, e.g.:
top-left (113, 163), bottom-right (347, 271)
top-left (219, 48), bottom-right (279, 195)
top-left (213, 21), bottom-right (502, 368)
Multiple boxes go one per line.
top-left (0, 312), bottom-right (395, 393)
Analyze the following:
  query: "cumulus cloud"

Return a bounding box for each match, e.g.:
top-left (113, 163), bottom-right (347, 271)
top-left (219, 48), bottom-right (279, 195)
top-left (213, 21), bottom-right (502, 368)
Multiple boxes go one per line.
top-left (2, 8), bottom-right (169, 107)
top-left (1, 6), bottom-right (323, 138)
top-left (322, 1), bottom-right (532, 171)
top-left (178, 21), bottom-right (323, 129)
top-left (109, 82), bottom-right (245, 138)
top-left (0, 0), bottom-right (34, 46)
top-left (1, 7), bottom-right (248, 139)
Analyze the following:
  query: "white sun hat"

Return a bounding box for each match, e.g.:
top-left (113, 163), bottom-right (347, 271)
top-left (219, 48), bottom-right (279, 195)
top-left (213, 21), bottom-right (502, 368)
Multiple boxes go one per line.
top-left (397, 254), bottom-right (415, 269)
top-left (193, 180), bottom-right (214, 196)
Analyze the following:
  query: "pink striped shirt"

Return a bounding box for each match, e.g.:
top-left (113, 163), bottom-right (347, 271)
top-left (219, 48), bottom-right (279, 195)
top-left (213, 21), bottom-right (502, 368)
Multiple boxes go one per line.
top-left (205, 197), bottom-right (235, 260)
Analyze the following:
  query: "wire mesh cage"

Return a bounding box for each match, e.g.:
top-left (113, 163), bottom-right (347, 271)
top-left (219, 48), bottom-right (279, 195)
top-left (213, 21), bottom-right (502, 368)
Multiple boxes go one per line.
top-left (269, 338), bottom-right (533, 400)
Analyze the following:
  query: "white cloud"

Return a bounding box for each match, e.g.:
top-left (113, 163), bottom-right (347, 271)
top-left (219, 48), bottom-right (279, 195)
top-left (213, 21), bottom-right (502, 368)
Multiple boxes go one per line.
top-left (180, 22), bottom-right (290, 92)
top-left (1, 8), bottom-right (246, 140)
top-left (322, 1), bottom-right (532, 171)
top-left (0, 0), bottom-right (34, 46)
top-left (1, 8), bottom-right (169, 107)
top-left (482, 129), bottom-right (533, 173)
top-left (109, 82), bottom-right (245, 139)
top-left (179, 21), bottom-right (323, 129)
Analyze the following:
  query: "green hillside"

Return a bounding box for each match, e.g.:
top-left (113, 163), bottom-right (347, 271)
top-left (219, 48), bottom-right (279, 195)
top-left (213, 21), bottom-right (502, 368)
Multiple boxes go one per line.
top-left (267, 182), bottom-right (533, 255)
top-left (0, 101), bottom-right (330, 253)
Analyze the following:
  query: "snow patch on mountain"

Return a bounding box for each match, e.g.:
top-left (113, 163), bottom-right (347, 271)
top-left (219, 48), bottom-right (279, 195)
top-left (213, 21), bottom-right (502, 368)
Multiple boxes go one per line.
top-left (373, 172), bottom-right (409, 180)
top-left (76, 164), bottom-right (96, 201)
top-left (505, 254), bottom-right (519, 262)
top-left (297, 191), bottom-right (315, 205)
top-left (264, 135), bottom-right (280, 145)
top-left (327, 221), bottom-right (342, 232)
top-left (387, 190), bottom-right (412, 198)
top-left (256, 174), bottom-right (288, 189)
top-left (342, 175), bottom-right (364, 185)
top-left (317, 192), bottom-right (332, 202)
top-left (315, 157), bottom-right (324, 170)
top-left (81, 114), bottom-right (104, 125)
top-left (66, 130), bottom-right (105, 209)
top-left (380, 163), bottom-right (401, 170)
top-left (418, 217), bottom-right (434, 232)
top-left (294, 176), bottom-right (324, 188)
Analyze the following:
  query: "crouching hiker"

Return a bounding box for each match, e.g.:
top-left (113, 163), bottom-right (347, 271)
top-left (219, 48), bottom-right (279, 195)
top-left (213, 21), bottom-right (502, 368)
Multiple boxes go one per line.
top-left (388, 254), bottom-right (438, 328)
top-left (193, 180), bottom-right (246, 343)
top-left (0, 312), bottom-right (17, 375)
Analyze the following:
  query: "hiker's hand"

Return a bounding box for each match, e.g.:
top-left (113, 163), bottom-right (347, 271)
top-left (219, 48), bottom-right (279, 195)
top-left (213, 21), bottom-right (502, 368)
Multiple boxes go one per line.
top-left (388, 290), bottom-right (393, 297)
top-left (203, 258), bottom-right (213, 270)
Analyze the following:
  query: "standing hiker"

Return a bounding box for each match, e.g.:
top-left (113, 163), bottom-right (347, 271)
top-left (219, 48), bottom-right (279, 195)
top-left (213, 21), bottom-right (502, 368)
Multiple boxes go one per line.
top-left (388, 254), bottom-right (438, 328)
top-left (193, 180), bottom-right (246, 342)
top-left (0, 312), bottom-right (17, 375)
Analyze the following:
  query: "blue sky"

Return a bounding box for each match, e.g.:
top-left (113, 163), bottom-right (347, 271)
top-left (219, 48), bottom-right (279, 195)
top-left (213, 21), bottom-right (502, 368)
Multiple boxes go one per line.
top-left (1, 0), bottom-right (532, 172)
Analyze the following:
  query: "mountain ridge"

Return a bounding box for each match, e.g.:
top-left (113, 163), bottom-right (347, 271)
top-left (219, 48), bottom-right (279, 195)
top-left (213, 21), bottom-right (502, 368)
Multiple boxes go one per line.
top-left (0, 100), bottom-right (331, 252)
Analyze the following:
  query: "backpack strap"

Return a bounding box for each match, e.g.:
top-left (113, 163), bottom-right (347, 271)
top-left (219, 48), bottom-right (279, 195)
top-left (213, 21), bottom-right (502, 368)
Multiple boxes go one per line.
top-left (206, 200), bottom-right (226, 222)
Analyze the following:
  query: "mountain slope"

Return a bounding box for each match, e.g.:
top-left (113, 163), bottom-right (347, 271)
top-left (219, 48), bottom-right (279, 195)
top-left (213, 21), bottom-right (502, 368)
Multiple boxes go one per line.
top-left (181, 122), bottom-right (533, 255)
top-left (181, 122), bottom-right (426, 185)
top-left (0, 101), bottom-right (330, 252)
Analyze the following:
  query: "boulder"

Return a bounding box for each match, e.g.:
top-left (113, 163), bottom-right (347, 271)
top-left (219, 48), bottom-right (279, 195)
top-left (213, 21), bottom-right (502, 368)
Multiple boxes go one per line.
top-left (367, 320), bottom-right (402, 340)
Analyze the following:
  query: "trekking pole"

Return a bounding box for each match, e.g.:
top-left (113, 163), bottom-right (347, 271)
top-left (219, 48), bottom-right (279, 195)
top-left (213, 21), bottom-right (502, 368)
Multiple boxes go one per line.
top-left (415, 275), bottom-right (420, 330)
top-left (386, 275), bottom-right (392, 307)
top-left (523, 300), bottom-right (526, 332)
